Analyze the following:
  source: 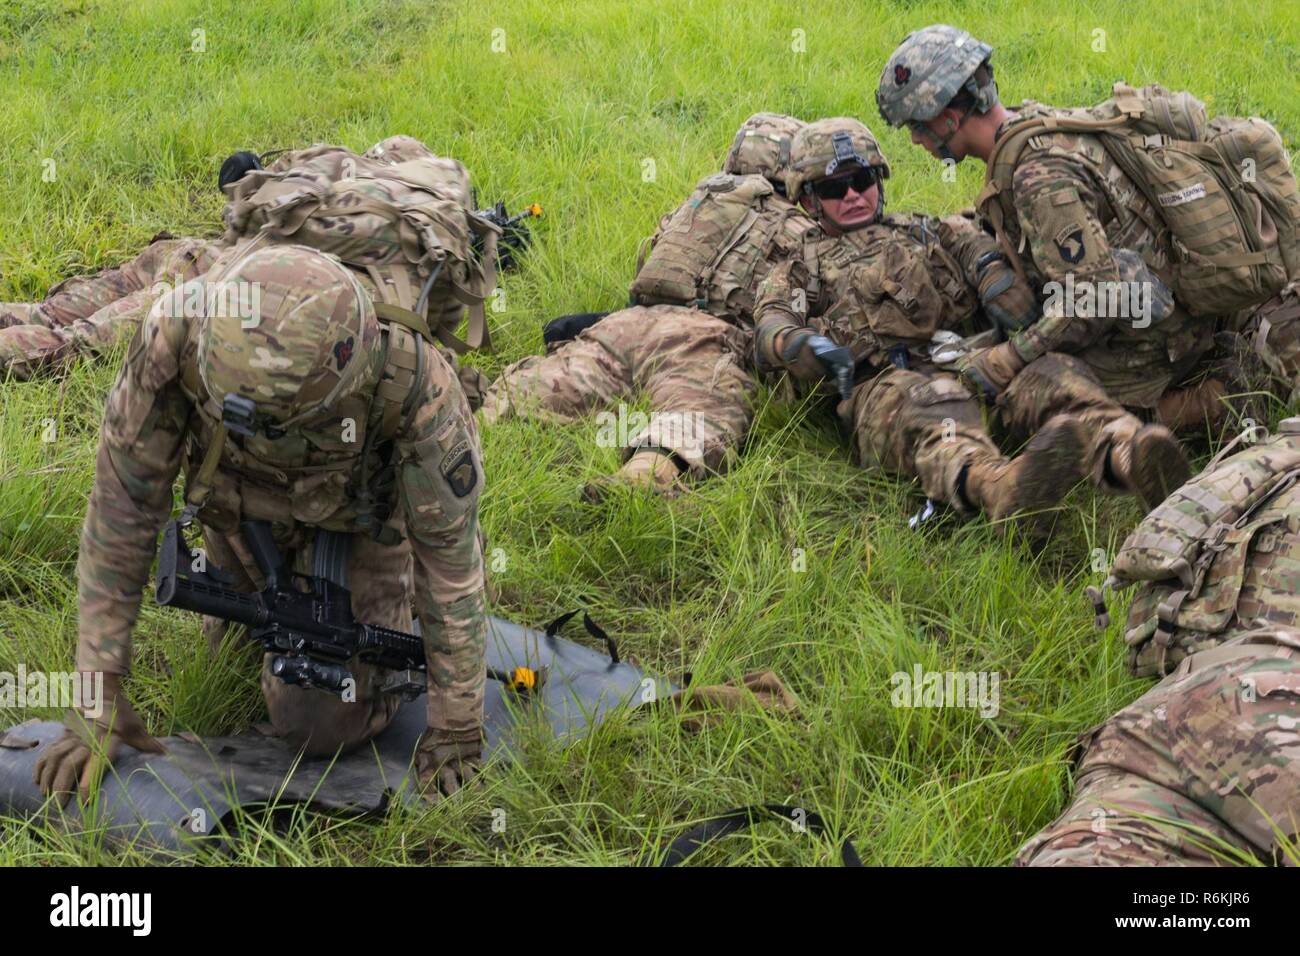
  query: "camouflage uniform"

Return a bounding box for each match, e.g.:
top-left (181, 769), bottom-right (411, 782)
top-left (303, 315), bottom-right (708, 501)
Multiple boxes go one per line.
top-left (1016, 626), bottom-right (1300, 866)
top-left (755, 214), bottom-right (991, 508)
top-left (877, 26), bottom-right (1199, 507)
top-left (754, 118), bottom-right (1084, 520)
top-left (482, 304), bottom-right (755, 481)
top-left (483, 115), bottom-right (816, 493)
top-left (0, 235), bottom-right (224, 379)
top-left (981, 109), bottom-right (1215, 463)
top-left (1018, 419), bottom-right (1300, 865)
top-left (66, 242), bottom-right (487, 773)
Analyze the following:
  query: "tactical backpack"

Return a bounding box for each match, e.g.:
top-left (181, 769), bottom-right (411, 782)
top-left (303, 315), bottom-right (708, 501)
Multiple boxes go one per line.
top-left (723, 112), bottom-right (804, 189)
top-left (1096, 416), bottom-right (1300, 677)
top-left (222, 145), bottom-right (499, 353)
top-left (978, 82), bottom-right (1300, 317)
top-left (629, 172), bottom-right (820, 325)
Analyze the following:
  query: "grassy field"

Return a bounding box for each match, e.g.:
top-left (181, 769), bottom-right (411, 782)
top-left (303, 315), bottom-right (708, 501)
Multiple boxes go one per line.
top-left (1, 0), bottom-right (1298, 865)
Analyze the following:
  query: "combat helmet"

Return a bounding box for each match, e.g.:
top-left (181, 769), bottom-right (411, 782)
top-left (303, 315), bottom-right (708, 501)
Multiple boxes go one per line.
top-left (196, 242), bottom-right (379, 436)
top-left (784, 117), bottom-right (891, 218)
top-left (876, 25), bottom-right (997, 128)
top-left (723, 112), bottom-right (806, 193)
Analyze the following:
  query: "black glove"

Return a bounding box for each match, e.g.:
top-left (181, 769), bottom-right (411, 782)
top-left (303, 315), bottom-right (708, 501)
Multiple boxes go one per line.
top-left (785, 332), bottom-right (855, 402)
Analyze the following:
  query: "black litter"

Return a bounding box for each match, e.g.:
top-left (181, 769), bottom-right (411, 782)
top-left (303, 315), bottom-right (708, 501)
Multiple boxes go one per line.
top-left (0, 615), bottom-right (672, 855)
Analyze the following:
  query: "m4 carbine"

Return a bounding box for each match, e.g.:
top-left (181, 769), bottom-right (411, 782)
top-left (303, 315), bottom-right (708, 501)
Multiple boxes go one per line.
top-left (154, 519), bottom-right (541, 699)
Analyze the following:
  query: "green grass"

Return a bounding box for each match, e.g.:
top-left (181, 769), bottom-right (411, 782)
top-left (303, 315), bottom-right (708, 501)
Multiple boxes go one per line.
top-left (1, 0), bottom-right (1298, 865)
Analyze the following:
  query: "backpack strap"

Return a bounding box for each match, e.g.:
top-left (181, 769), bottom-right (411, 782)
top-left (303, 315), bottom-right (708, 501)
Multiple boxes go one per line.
top-left (374, 321), bottom-right (426, 442)
top-left (976, 121), bottom-right (1047, 288)
top-left (448, 226), bottom-right (498, 354)
top-left (350, 322), bottom-right (426, 545)
top-left (365, 261), bottom-right (489, 355)
top-left (1152, 588), bottom-right (1191, 675)
top-left (182, 424), bottom-right (228, 523)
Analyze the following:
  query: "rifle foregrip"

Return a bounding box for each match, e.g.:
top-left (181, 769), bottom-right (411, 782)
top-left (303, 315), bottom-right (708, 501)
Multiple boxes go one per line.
top-left (356, 623), bottom-right (426, 670)
top-left (156, 522), bottom-right (265, 627)
top-left (157, 573), bottom-right (266, 628)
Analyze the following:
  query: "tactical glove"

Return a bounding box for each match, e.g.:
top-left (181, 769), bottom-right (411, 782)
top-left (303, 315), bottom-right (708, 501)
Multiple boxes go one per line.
top-left (416, 731), bottom-right (483, 800)
top-left (781, 330), bottom-right (855, 401)
top-left (977, 256), bottom-right (1038, 335)
top-left (33, 673), bottom-right (166, 807)
top-left (958, 342), bottom-right (1026, 400)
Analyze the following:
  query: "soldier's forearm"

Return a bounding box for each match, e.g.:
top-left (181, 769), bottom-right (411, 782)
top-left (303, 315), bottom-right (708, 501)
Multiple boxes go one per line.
top-left (1010, 291), bottom-right (1118, 363)
top-left (75, 445), bottom-right (176, 674)
top-left (408, 501), bottom-right (488, 737)
top-left (418, 589), bottom-right (488, 738)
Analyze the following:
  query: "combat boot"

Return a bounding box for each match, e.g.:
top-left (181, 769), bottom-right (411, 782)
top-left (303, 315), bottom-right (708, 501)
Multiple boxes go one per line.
top-left (582, 448), bottom-right (684, 502)
top-left (959, 415), bottom-right (1088, 527)
top-left (1105, 423), bottom-right (1191, 510)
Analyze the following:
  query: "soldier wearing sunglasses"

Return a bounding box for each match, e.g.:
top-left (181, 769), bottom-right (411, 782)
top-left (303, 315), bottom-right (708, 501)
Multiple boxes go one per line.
top-left (754, 117), bottom-right (1088, 532)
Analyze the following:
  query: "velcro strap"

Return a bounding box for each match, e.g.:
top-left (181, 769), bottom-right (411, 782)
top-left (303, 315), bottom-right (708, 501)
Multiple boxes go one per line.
top-left (1158, 504), bottom-right (1216, 539)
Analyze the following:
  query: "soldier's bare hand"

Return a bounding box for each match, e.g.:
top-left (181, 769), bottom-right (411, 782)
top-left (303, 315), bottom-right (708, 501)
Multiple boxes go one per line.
top-left (416, 732), bottom-right (483, 801)
top-left (32, 673), bottom-right (165, 807)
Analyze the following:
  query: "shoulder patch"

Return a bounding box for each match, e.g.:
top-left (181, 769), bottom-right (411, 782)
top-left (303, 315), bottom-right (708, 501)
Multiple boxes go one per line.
top-left (440, 437), bottom-right (477, 498)
top-left (1054, 226), bottom-right (1087, 264)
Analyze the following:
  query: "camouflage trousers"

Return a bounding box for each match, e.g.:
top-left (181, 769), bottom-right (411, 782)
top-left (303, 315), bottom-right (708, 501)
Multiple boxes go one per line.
top-left (200, 522), bottom-right (412, 756)
top-left (995, 351), bottom-right (1152, 494)
top-left (1017, 627), bottom-right (1300, 866)
top-left (481, 305), bottom-right (756, 478)
top-left (0, 235), bottom-right (223, 379)
top-left (843, 364), bottom-right (1000, 511)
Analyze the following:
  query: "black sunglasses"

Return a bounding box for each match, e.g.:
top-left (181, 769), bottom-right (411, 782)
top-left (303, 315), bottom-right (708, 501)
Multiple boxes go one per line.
top-left (810, 167), bottom-right (879, 200)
